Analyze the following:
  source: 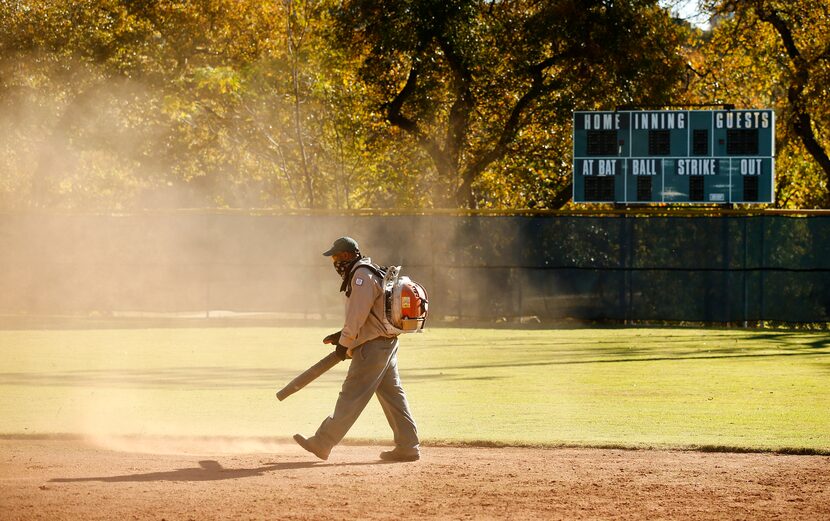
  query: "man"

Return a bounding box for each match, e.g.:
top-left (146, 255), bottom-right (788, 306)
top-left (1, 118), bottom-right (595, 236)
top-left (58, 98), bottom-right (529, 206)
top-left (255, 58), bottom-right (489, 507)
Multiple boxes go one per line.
top-left (293, 236), bottom-right (420, 462)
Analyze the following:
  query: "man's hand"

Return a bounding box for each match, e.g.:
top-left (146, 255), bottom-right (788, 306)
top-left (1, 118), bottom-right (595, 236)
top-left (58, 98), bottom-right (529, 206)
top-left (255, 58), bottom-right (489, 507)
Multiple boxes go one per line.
top-left (323, 331), bottom-right (342, 345)
top-left (334, 343), bottom-right (349, 361)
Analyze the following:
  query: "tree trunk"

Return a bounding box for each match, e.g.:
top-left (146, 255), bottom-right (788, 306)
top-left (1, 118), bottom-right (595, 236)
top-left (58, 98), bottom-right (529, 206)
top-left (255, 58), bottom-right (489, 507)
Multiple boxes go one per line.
top-left (286, 0), bottom-right (315, 208)
top-left (756, 2), bottom-right (830, 197)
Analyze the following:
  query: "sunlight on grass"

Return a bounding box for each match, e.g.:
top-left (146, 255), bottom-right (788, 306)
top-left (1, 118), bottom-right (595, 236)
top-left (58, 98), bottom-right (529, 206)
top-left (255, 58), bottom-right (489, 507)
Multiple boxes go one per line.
top-left (0, 326), bottom-right (827, 452)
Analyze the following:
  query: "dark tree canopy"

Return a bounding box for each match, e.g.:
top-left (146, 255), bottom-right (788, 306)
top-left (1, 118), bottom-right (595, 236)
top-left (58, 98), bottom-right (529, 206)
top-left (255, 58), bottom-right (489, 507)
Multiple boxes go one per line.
top-left (332, 0), bottom-right (688, 207)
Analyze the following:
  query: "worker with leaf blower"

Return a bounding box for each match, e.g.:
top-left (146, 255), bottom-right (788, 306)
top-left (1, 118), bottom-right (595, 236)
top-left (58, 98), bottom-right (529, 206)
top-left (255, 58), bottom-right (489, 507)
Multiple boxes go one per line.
top-left (293, 236), bottom-right (422, 462)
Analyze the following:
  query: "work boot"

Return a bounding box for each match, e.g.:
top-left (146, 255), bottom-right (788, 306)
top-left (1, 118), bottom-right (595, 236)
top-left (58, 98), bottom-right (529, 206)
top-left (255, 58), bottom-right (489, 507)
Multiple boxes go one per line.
top-left (293, 434), bottom-right (330, 461)
top-left (379, 447), bottom-right (420, 462)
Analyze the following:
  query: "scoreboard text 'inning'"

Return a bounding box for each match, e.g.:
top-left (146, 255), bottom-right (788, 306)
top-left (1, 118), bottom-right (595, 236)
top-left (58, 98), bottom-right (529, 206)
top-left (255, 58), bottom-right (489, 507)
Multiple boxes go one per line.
top-left (572, 109), bottom-right (775, 204)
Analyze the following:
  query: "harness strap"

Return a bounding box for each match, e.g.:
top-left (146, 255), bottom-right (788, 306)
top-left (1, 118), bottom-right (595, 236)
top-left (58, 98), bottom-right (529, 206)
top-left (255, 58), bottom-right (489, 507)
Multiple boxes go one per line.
top-left (343, 260), bottom-right (387, 297)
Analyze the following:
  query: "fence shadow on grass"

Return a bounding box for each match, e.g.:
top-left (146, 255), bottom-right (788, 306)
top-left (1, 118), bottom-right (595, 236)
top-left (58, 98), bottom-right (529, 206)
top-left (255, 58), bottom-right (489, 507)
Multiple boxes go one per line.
top-left (409, 332), bottom-right (830, 376)
top-left (3, 331), bottom-right (827, 388)
top-left (411, 350), bottom-right (830, 375)
top-left (2, 330), bottom-right (826, 388)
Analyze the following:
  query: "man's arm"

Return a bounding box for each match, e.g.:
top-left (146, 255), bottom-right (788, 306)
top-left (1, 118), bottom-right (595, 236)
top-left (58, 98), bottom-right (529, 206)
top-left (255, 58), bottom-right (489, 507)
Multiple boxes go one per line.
top-left (339, 267), bottom-right (381, 349)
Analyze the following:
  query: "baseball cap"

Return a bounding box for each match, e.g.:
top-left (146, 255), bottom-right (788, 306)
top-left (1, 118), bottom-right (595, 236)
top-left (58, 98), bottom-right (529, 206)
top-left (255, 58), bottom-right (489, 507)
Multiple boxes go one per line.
top-left (322, 236), bottom-right (359, 256)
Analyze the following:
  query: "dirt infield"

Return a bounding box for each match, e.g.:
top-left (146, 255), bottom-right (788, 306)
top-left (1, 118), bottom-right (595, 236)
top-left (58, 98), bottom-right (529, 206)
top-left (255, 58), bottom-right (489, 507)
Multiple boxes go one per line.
top-left (2, 438), bottom-right (829, 520)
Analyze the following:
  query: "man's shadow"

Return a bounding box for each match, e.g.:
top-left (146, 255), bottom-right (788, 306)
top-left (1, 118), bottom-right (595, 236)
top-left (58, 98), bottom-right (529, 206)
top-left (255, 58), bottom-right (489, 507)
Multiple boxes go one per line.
top-left (50, 459), bottom-right (391, 483)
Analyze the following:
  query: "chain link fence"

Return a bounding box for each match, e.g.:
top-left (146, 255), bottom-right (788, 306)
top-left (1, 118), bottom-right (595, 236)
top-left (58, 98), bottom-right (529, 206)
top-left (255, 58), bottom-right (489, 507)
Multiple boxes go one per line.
top-left (1, 211), bottom-right (828, 324)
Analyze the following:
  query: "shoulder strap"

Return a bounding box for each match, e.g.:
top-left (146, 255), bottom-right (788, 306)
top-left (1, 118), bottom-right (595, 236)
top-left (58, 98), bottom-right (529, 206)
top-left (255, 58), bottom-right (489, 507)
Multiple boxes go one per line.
top-left (344, 260), bottom-right (386, 297)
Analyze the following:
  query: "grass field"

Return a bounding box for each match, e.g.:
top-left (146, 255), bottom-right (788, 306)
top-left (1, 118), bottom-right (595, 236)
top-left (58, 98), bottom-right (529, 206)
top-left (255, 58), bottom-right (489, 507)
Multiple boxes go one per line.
top-left (1, 326), bottom-right (828, 453)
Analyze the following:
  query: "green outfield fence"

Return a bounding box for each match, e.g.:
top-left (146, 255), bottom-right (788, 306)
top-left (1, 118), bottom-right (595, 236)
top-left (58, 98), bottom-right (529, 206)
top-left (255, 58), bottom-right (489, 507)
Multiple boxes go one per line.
top-left (1, 209), bottom-right (828, 324)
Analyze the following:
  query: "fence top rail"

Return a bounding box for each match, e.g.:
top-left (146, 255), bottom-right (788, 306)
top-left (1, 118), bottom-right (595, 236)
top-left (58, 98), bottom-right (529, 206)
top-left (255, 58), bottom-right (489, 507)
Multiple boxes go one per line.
top-left (1, 208), bottom-right (829, 218)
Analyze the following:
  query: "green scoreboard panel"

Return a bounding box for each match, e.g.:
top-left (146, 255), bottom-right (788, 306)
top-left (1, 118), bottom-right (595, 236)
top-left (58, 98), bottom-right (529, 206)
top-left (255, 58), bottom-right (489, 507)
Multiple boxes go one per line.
top-left (573, 109), bottom-right (775, 204)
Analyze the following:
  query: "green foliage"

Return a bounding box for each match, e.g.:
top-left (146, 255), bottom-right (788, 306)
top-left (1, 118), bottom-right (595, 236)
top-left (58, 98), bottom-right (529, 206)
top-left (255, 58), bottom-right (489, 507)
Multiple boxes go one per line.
top-left (686, 0), bottom-right (830, 207)
top-left (0, 0), bottom-right (827, 209)
top-left (332, 0), bottom-right (689, 207)
top-left (0, 0), bottom-right (387, 209)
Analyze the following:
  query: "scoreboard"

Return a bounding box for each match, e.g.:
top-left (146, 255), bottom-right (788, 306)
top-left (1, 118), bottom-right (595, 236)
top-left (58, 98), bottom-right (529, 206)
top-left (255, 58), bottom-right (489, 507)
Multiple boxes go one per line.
top-left (572, 109), bottom-right (775, 204)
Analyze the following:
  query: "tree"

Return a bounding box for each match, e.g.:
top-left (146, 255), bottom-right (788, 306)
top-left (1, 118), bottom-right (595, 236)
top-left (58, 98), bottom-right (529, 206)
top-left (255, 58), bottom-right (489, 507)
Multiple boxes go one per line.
top-left (687, 0), bottom-right (830, 207)
top-left (331, 0), bottom-right (689, 208)
top-left (17, 1), bottom-right (809, 210)
top-left (0, 0), bottom-right (273, 209)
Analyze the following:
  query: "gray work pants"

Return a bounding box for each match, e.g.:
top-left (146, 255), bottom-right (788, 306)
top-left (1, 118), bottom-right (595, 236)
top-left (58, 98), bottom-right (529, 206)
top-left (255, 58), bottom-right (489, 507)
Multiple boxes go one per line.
top-left (314, 336), bottom-right (419, 452)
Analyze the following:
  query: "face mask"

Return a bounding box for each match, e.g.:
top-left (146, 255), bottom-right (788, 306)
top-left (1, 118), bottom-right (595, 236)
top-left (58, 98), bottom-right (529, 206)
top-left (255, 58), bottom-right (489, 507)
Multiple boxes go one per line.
top-left (334, 259), bottom-right (353, 278)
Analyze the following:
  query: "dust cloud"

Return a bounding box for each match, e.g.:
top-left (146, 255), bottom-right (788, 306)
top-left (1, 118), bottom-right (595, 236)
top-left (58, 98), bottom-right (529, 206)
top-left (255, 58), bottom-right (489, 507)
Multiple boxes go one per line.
top-left (0, 212), bottom-right (576, 324)
top-left (0, 55), bottom-right (578, 449)
top-left (85, 433), bottom-right (293, 456)
top-left (0, 55), bottom-right (576, 324)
